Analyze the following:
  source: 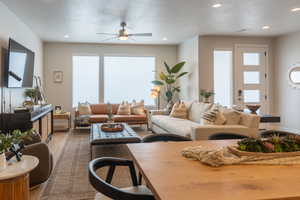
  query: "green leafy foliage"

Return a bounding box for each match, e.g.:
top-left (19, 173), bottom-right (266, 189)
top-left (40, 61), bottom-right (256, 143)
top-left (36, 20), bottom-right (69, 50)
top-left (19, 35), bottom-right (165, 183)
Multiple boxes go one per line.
top-left (24, 88), bottom-right (38, 99)
top-left (200, 89), bottom-right (215, 98)
top-left (152, 61), bottom-right (188, 103)
top-left (237, 134), bottom-right (300, 153)
top-left (152, 80), bottom-right (164, 86)
top-left (170, 62), bottom-right (186, 73)
top-left (0, 129), bottom-right (34, 154)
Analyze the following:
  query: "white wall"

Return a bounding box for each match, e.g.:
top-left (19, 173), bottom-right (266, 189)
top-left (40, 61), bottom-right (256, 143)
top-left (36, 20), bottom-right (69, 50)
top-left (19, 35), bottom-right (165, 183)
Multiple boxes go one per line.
top-left (0, 2), bottom-right (43, 112)
top-left (177, 36), bottom-right (199, 101)
top-left (274, 31), bottom-right (300, 131)
top-left (43, 42), bottom-right (177, 112)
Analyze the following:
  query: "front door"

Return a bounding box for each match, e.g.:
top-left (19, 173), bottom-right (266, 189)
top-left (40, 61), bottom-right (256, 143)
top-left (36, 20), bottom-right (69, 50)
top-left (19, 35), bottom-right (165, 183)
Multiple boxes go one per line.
top-left (235, 45), bottom-right (268, 114)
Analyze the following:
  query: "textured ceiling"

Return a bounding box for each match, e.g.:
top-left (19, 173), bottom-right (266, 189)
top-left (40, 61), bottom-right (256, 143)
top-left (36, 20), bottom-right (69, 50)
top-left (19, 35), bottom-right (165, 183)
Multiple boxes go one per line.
top-left (2, 0), bottom-right (300, 44)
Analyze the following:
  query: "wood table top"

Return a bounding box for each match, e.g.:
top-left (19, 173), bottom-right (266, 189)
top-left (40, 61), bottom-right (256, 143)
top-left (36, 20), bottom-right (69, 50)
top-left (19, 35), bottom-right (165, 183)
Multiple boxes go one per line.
top-left (127, 140), bottom-right (300, 200)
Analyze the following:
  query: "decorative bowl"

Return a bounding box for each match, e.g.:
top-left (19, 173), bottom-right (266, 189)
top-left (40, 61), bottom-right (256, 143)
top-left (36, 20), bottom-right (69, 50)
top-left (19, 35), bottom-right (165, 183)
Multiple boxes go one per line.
top-left (246, 104), bottom-right (261, 114)
top-left (101, 123), bottom-right (124, 132)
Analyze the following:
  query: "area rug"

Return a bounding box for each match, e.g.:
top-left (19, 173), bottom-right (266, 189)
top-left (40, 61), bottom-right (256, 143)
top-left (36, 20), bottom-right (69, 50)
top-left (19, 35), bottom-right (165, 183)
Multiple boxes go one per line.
top-left (41, 127), bottom-right (149, 200)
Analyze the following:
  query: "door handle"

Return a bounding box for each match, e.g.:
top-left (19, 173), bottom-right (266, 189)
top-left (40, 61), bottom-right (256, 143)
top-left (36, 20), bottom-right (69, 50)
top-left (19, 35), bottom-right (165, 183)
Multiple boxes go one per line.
top-left (238, 89), bottom-right (243, 96)
top-left (238, 89), bottom-right (243, 101)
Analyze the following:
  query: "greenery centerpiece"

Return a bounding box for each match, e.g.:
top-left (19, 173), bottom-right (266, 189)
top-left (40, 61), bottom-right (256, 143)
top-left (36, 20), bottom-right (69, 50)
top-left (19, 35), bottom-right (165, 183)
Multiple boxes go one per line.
top-left (237, 135), bottom-right (300, 153)
top-left (200, 89), bottom-right (214, 103)
top-left (152, 61), bottom-right (188, 111)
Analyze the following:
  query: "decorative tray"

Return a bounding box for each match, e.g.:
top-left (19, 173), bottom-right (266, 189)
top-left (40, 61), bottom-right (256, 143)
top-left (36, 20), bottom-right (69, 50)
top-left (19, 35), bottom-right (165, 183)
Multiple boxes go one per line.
top-left (101, 123), bottom-right (124, 132)
top-left (228, 146), bottom-right (300, 157)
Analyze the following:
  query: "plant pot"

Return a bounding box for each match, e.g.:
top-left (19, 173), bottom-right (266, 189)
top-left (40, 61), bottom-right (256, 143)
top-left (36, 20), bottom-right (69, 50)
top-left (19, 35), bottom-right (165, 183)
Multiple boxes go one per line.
top-left (204, 97), bottom-right (210, 103)
top-left (0, 153), bottom-right (7, 171)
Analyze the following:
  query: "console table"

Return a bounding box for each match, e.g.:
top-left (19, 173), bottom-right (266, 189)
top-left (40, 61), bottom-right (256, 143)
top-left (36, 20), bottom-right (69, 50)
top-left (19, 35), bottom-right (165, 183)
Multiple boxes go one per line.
top-left (0, 104), bottom-right (54, 142)
top-left (0, 155), bottom-right (39, 200)
top-left (260, 115), bottom-right (281, 123)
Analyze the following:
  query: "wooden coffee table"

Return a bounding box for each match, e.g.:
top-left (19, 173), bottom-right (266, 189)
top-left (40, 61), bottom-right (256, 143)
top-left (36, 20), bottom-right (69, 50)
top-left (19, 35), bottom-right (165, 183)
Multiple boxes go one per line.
top-left (90, 123), bottom-right (141, 159)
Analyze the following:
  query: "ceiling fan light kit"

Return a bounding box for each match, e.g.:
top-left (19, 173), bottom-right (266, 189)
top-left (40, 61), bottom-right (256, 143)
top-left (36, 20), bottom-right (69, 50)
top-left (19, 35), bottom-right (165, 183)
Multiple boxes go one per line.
top-left (97, 22), bottom-right (152, 42)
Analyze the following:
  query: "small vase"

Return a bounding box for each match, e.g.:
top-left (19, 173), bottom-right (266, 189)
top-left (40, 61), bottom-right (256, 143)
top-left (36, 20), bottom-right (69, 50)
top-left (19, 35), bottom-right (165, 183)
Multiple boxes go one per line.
top-left (0, 153), bottom-right (7, 171)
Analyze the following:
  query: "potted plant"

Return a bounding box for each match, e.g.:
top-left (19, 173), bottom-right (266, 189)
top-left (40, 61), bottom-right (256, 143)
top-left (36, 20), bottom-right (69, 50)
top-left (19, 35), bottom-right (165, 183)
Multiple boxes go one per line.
top-left (24, 88), bottom-right (39, 106)
top-left (200, 89), bottom-right (214, 103)
top-left (152, 61), bottom-right (188, 111)
top-left (0, 130), bottom-right (33, 171)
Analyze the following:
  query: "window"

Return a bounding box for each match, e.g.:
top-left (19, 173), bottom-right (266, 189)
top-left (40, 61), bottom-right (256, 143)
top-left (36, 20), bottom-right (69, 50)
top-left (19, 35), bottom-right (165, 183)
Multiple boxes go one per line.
top-left (213, 50), bottom-right (232, 107)
top-left (72, 56), bottom-right (100, 107)
top-left (243, 53), bottom-right (260, 66)
top-left (104, 56), bottom-right (155, 105)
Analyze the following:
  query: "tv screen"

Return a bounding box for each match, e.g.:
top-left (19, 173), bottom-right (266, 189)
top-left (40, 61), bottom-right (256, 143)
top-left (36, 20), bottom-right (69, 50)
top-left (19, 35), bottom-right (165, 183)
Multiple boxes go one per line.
top-left (6, 39), bottom-right (35, 88)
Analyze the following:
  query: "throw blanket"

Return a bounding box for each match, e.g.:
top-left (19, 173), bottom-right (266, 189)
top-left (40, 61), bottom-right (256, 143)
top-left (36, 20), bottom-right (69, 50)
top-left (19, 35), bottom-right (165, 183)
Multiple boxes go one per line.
top-left (182, 146), bottom-right (300, 167)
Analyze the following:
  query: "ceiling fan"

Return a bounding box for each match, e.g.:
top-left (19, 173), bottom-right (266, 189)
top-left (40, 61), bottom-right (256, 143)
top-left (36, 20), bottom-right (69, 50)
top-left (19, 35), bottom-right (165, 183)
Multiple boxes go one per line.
top-left (96, 22), bottom-right (152, 41)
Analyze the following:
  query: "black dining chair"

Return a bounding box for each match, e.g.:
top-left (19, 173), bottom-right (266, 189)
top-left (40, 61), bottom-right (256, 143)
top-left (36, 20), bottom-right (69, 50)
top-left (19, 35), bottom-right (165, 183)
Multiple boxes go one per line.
top-left (89, 157), bottom-right (155, 200)
top-left (208, 133), bottom-right (249, 140)
top-left (142, 133), bottom-right (192, 143)
top-left (260, 130), bottom-right (297, 138)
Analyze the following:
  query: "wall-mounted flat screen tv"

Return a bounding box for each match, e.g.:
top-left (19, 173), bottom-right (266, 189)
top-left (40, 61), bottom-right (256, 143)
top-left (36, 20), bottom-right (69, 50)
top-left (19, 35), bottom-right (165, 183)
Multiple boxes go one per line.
top-left (5, 38), bottom-right (35, 88)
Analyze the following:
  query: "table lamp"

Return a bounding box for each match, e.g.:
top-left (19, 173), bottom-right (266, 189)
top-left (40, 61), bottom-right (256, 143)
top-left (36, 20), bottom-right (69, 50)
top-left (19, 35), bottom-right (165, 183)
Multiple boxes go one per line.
top-left (151, 86), bottom-right (161, 109)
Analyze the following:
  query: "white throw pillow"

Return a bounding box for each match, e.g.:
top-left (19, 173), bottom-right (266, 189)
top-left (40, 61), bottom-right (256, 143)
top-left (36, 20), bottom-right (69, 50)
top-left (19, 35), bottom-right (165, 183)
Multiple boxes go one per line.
top-left (117, 101), bottom-right (131, 115)
top-left (188, 102), bottom-right (212, 123)
top-left (78, 102), bottom-right (91, 115)
top-left (131, 100), bottom-right (145, 115)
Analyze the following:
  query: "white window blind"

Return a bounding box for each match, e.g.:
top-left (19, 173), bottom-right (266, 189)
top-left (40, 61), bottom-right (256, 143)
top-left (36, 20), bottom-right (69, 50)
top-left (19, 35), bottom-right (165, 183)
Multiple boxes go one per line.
top-left (72, 56), bottom-right (100, 107)
top-left (104, 56), bottom-right (155, 105)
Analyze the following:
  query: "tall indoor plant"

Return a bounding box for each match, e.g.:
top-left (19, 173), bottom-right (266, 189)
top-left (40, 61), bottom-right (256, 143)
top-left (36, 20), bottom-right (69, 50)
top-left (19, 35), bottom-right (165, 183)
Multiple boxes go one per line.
top-left (152, 61), bottom-right (188, 110)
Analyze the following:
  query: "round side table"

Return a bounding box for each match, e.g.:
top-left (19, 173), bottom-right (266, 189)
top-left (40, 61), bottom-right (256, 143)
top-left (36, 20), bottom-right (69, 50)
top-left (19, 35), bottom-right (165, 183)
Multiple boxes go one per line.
top-left (0, 155), bottom-right (39, 200)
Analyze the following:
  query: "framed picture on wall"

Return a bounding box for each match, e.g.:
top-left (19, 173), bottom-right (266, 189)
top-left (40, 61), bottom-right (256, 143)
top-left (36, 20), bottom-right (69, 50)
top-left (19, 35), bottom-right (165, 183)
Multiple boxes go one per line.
top-left (53, 70), bottom-right (63, 83)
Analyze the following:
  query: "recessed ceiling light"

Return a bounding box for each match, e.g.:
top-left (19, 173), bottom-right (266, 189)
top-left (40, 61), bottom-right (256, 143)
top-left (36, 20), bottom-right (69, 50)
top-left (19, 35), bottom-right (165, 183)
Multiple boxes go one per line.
top-left (162, 37), bottom-right (168, 41)
top-left (64, 34), bottom-right (69, 38)
top-left (262, 26), bottom-right (270, 30)
top-left (291, 7), bottom-right (300, 12)
top-left (212, 3), bottom-right (222, 8)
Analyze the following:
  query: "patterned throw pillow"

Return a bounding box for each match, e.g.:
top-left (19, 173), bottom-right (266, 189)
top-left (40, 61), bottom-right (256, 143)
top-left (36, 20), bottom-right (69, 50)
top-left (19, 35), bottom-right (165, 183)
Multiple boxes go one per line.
top-left (169, 102), bottom-right (188, 119)
top-left (201, 105), bottom-right (226, 125)
top-left (78, 102), bottom-right (92, 115)
top-left (131, 100), bottom-right (145, 115)
top-left (117, 101), bottom-right (131, 115)
top-left (221, 108), bottom-right (241, 125)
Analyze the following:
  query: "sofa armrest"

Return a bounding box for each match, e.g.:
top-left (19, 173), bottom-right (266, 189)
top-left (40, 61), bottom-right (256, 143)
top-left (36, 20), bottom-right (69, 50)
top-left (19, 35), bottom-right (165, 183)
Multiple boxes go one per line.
top-left (191, 125), bottom-right (259, 140)
top-left (240, 113), bottom-right (261, 129)
top-left (22, 142), bottom-right (53, 187)
top-left (150, 109), bottom-right (169, 116)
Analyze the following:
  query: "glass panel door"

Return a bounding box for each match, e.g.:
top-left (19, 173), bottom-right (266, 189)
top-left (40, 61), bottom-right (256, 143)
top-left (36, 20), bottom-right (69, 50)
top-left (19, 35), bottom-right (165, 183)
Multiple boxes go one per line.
top-left (235, 46), bottom-right (268, 114)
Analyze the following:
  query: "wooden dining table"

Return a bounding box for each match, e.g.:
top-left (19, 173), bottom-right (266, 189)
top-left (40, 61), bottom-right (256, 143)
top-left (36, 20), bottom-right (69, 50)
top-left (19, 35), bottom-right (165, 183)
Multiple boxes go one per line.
top-left (127, 140), bottom-right (300, 200)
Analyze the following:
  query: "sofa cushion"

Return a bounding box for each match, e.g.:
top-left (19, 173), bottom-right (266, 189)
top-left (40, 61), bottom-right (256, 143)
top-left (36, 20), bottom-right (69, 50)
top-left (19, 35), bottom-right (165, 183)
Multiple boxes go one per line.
top-left (169, 102), bottom-right (188, 119)
top-left (117, 102), bottom-right (131, 115)
top-left (188, 102), bottom-right (212, 123)
top-left (78, 102), bottom-right (92, 115)
top-left (221, 108), bottom-right (241, 125)
top-left (113, 115), bottom-right (147, 122)
top-left (131, 100), bottom-right (145, 115)
top-left (151, 115), bottom-right (200, 137)
top-left (89, 115), bottom-right (109, 123)
top-left (90, 104), bottom-right (109, 114)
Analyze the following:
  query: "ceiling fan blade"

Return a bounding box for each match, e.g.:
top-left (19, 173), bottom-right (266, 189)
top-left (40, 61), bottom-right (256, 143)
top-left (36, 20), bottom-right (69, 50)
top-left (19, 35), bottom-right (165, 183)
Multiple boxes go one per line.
top-left (128, 33), bottom-right (152, 37)
top-left (96, 33), bottom-right (118, 36)
top-left (99, 36), bottom-right (118, 42)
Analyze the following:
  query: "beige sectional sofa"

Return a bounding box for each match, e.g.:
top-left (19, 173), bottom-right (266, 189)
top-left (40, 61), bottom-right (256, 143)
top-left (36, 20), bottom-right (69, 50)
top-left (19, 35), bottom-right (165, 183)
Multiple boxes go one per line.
top-left (149, 101), bottom-right (260, 140)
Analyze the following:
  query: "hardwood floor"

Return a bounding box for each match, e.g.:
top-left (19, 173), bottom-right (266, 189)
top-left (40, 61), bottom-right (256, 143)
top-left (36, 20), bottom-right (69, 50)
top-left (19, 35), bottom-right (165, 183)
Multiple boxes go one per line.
top-left (30, 131), bottom-right (69, 200)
